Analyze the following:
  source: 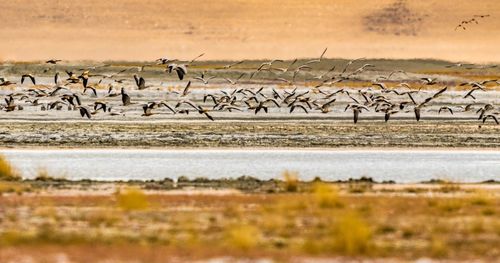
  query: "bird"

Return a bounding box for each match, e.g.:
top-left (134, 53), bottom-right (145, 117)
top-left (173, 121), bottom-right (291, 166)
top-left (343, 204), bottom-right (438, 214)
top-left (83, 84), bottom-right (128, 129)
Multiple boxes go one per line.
top-left (384, 109), bottom-right (399, 122)
top-left (46, 59), bottom-right (62, 64)
top-left (271, 59), bottom-right (298, 73)
top-left (142, 103), bottom-right (157, 116)
top-left (21, 74), bottom-right (36, 85)
top-left (346, 105), bottom-right (369, 124)
top-left (121, 88), bottom-right (131, 106)
top-left (224, 73), bottom-right (246, 85)
top-left (133, 75), bottom-right (152, 90)
top-left (421, 77), bottom-right (438, 85)
top-left (455, 15), bottom-right (490, 31)
top-left (79, 106), bottom-right (92, 119)
top-left (196, 107), bottom-right (215, 121)
top-left (218, 60), bottom-right (244, 69)
top-left (167, 64), bottom-right (188, 80)
top-left (414, 106), bottom-right (422, 121)
top-left (0, 80), bottom-right (16, 86)
top-left (54, 72), bottom-right (60, 84)
top-left (181, 81), bottom-right (192, 97)
top-left (194, 72), bottom-right (216, 84)
top-left (482, 114), bottom-right (498, 124)
top-left (305, 48), bottom-right (328, 65)
top-left (432, 86), bottom-right (448, 99)
top-left (463, 87), bottom-right (484, 100)
top-left (83, 86), bottom-right (97, 97)
top-left (445, 63), bottom-right (473, 68)
top-left (438, 106), bottom-right (454, 115)
top-left (156, 57), bottom-right (177, 65)
top-left (94, 102), bottom-right (108, 113)
top-left (387, 70), bottom-right (408, 79)
top-left (290, 104), bottom-right (308, 114)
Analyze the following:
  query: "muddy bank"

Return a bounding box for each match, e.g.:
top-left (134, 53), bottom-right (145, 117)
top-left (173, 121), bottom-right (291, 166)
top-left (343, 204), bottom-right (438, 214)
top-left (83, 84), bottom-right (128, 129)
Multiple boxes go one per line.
top-left (0, 120), bottom-right (498, 148)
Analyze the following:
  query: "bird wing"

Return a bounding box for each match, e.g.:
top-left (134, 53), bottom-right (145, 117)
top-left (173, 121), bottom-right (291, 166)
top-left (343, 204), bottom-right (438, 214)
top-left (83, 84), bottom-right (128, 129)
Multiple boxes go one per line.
top-left (182, 81), bottom-right (191, 96)
top-left (432, 87), bottom-right (448, 98)
top-left (353, 109), bottom-right (359, 123)
top-left (204, 112), bottom-right (214, 121)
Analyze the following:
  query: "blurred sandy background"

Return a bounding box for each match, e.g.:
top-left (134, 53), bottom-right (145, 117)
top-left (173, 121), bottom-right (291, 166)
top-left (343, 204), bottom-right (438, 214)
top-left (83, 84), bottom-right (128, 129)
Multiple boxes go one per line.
top-left (0, 0), bottom-right (498, 62)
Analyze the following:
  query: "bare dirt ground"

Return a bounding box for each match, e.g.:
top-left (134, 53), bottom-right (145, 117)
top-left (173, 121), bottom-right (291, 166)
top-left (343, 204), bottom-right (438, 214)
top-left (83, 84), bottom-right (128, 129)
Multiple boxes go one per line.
top-left (1, 0), bottom-right (499, 62)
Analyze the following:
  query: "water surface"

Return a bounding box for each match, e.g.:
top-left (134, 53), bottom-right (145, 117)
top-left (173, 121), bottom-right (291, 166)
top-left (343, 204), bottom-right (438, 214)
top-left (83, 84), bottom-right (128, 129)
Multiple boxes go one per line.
top-left (2, 149), bottom-right (499, 183)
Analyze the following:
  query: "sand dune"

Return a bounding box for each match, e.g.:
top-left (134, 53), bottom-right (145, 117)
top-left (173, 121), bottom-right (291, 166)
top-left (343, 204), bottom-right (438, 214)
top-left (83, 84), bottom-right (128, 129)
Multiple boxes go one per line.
top-left (0, 0), bottom-right (499, 62)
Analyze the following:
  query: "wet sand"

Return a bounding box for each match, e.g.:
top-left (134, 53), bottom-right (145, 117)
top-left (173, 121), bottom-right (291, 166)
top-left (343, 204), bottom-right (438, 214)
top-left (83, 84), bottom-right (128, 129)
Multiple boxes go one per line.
top-left (0, 119), bottom-right (498, 148)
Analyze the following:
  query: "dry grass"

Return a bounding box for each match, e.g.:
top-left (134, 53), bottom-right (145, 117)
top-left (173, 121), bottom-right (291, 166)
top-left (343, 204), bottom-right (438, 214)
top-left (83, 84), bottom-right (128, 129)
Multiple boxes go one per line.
top-left (282, 170), bottom-right (299, 192)
top-left (0, 182), bottom-right (498, 261)
top-left (224, 224), bottom-right (261, 251)
top-left (0, 154), bottom-right (20, 181)
top-left (115, 187), bottom-right (150, 211)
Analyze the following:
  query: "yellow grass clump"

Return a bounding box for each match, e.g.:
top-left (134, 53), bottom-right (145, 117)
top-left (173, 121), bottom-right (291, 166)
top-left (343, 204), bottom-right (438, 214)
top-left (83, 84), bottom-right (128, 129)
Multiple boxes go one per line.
top-left (224, 224), bottom-right (261, 251)
top-left (0, 154), bottom-right (20, 181)
top-left (116, 187), bottom-right (150, 211)
top-left (332, 213), bottom-right (374, 255)
top-left (313, 182), bottom-right (342, 209)
top-left (282, 170), bottom-right (299, 192)
top-left (430, 236), bottom-right (449, 258)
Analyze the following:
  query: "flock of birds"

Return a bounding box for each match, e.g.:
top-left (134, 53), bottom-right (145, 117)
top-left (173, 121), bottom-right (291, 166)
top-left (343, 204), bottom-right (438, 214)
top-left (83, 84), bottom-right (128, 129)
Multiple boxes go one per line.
top-left (455, 14), bottom-right (490, 31)
top-left (0, 49), bottom-right (499, 124)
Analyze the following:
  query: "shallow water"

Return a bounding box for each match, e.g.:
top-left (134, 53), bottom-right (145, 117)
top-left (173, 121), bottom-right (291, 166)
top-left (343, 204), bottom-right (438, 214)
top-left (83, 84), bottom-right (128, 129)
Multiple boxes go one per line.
top-left (2, 149), bottom-right (499, 183)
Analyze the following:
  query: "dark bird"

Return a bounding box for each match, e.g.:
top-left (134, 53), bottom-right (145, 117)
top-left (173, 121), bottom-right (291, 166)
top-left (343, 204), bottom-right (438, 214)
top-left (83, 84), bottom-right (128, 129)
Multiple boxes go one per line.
top-left (290, 104), bottom-right (309, 114)
top-left (432, 86), bottom-right (448, 98)
top-left (133, 75), bottom-right (152, 90)
top-left (94, 102), bottom-right (108, 113)
top-left (54, 72), bottom-right (60, 84)
top-left (83, 86), bottom-right (98, 97)
top-left (0, 80), bottom-right (16, 86)
top-left (438, 106), bottom-right (454, 115)
top-left (346, 105), bottom-right (369, 124)
top-left (79, 107), bottom-right (92, 119)
top-left (463, 87), bottom-right (484, 100)
top-left (142, 103), bottom-right (156, 116)
top-left (21, 74), bottom-right (36, 85)
top-left (482, 114), bottom-right (499, 124)
top-left (46, 59), bottom-right (62, 64)
top-left (414, 106), bottom-right (421, 121)
top-left (384, 110), bottom-right (399, 122)
top-left (182, 81), bottom-right (192, 97)
top-left (121, 88), bottom-right (131, 106)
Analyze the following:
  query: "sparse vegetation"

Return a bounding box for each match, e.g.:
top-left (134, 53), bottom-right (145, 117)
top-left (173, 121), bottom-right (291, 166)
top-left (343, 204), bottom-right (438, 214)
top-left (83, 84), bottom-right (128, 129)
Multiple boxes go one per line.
top-left (224, 224), bottom-right (261, 251)
top-left (116, 187), bottom-right (150, 211)
top-left (313, 182), bottom-right (342, 208)
top-left (0, 155), bottom-right (20, 181)
top-left (1, 180), bottom-right (497, 261)
top-left (282, 170), bottom-right (299, 192)
top-left (332, 213), bottom-right (373, 255)
top-left (0, 178), bottom-right (498, 261)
